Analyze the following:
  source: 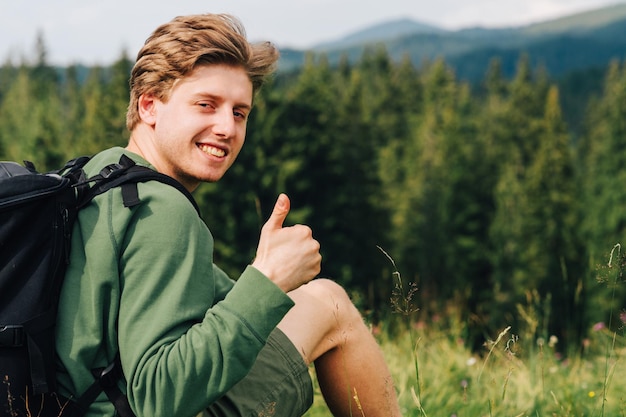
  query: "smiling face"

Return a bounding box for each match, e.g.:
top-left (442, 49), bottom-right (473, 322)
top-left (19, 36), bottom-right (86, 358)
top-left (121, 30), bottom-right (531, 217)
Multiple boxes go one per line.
top-left (128, 64), bottom-right (253, 191)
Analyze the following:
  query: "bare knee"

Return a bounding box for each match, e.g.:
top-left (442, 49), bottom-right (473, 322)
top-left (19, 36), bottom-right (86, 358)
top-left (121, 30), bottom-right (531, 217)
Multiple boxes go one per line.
top-left (298, 278), bottom-right (364, 333)
top-left (300, 278), bottom-right (344, 300)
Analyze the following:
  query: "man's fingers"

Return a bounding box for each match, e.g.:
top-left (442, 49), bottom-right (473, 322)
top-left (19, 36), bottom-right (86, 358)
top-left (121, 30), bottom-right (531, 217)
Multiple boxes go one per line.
top-left (263, 193), bottom-right (290, 230)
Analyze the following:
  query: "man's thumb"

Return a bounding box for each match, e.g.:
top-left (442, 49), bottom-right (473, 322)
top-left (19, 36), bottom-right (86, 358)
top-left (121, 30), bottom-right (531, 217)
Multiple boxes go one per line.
top-left (265, 193), bottom-right (290, 230)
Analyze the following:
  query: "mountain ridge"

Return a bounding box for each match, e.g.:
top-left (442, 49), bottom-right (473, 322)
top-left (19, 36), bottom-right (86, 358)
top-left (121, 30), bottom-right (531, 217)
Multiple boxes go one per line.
top-left (313, 18), bottom-right (446, 50)
top-left (309, 2), bottom-right (626, 48)
top-left (277, 2), bottom-right (626, 82)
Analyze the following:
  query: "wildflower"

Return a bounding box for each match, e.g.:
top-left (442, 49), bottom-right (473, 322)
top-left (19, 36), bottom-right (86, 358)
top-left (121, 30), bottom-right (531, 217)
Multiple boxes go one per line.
top-left (588, 391), bottom-right (596, 398)
top-left (466, 357), bottom-right (477, 366)
top-left (460, 380), bottom-right (468, 389)
top-left (536, 337), bottom-right (545, 347)
top-left (413, 321), bottom-right (427, 330)
top-left (593, 322), bottom-right (606, 331)
top-left (620, 310), bottom-right (626, 325)
top-left (548, 335), bottom-right (558, 348)
top-left (505, 334), bottom-right (519, 355)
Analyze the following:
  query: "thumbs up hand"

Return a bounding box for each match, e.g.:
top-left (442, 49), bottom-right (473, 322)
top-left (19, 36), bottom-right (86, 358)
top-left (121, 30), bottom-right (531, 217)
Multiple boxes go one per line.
top-left (251, 194), bottom-right (322, 292)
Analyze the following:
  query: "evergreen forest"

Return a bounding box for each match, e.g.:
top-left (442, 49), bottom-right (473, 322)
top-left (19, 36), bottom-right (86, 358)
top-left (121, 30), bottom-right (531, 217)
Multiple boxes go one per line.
top-left (2, 40), bottom-right (626, 354)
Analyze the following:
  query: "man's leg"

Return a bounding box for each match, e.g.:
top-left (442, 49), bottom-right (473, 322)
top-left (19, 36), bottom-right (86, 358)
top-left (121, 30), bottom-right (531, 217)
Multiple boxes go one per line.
top-left (277, 279), bottom-right (402, 417)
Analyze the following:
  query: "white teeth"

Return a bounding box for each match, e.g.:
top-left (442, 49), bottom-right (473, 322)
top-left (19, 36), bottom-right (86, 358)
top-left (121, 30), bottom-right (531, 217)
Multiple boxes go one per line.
top-left (199, 145), bottom-right (225, 157)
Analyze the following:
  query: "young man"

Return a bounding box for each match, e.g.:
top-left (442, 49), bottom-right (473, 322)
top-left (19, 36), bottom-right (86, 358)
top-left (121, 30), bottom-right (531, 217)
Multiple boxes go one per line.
top-left (56, 14), bottom-right (402, 417)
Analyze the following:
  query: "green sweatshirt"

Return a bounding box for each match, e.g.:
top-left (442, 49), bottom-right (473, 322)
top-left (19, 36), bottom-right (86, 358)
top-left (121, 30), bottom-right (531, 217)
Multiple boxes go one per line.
top-left (55, 147), bottom-right (294, 417)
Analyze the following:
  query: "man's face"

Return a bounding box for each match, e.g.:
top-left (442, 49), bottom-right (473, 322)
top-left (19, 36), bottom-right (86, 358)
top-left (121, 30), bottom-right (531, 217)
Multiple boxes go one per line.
top-left (144, 64), bottom-right (253, 191)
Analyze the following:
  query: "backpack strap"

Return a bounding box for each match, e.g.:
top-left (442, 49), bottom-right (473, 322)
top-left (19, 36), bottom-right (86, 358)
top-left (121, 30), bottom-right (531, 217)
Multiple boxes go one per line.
top-left (78, 154), bottom-right (200, 215)
top-left (73, 355), bottom-right (135, 417)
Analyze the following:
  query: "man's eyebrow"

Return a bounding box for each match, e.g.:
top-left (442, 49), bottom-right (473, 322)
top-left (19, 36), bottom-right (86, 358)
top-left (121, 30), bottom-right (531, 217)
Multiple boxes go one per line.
top-left (194, 92), bottom-right (251, 110)
top-left (236, 102), bottom-right (252, 111)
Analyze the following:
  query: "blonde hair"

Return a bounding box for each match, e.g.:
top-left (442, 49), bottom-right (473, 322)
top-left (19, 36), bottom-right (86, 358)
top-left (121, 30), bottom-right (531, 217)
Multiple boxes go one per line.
top-left (126, 14), bottom-right (279, 131)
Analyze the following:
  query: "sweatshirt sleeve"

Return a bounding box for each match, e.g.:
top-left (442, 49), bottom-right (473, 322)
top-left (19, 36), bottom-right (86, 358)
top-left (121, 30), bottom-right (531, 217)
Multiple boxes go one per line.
top-left (112, 182), bottom-right (294, 417)
top-left (212, 264), bottom-right (235, 302)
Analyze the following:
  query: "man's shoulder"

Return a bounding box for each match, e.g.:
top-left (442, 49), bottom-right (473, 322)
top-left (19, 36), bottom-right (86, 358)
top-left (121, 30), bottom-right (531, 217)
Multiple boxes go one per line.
top-left (81, 147), bottom-right (199, 217)
top-left (84, 147), bottom-right (153, 177)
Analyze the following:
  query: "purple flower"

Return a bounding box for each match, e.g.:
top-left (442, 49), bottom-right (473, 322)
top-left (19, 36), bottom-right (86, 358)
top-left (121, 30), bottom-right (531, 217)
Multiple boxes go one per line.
top-left (593, 322), bottom-right (606, 331)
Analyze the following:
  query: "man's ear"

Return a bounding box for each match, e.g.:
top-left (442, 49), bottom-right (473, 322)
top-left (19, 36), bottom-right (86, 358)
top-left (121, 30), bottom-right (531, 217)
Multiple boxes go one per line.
top-left (138, 93), bottom-right (157, 125)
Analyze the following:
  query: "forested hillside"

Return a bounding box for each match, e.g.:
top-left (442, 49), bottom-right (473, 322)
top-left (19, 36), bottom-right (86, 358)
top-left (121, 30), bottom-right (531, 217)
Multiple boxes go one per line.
top-left (280, 3), bottom-right (626, 84)
top-left (1, 42), bottom-right (625, 352)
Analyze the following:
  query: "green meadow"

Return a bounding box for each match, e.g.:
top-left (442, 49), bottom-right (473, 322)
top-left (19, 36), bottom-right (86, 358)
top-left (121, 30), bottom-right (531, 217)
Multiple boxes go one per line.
top-left (305, 249), bottom-right (626, 417)
top-left (305, 306), bottom-right (626, 417)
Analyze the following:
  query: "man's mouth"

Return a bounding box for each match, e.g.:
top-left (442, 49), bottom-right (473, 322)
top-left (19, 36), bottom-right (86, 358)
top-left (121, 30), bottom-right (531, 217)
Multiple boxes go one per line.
top-left (198, 144), bottom-right (226, 158)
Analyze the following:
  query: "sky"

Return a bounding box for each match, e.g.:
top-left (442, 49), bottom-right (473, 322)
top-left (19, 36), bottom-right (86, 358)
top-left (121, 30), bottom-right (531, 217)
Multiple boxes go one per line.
top-left (1, 0), bottom-right (624, 66)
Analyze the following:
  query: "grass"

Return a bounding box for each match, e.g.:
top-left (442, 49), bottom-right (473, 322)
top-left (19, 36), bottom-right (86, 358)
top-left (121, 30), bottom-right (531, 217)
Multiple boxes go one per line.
top-left (304, 246), bottom-right (626, 417)
top-left (304, 309), bottom-right (626, 417)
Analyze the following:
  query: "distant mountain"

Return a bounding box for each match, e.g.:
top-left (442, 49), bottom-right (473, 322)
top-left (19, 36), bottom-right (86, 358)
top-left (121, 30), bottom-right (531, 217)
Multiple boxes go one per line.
top-left (277, 2), bottom-right (626, 82)
top-left (313, 18), bottom-right (446, 50)
top-left (520, 2), bottom-right (626, 36)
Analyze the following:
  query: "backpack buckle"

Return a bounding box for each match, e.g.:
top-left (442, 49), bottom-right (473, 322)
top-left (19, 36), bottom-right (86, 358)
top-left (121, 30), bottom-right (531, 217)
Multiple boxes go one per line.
top-left (99, 163), bottom-right (126, 180)
top-left (95, 359), bottom-right (123, 388)
top-left (0, 325), bottom-right (25, 347)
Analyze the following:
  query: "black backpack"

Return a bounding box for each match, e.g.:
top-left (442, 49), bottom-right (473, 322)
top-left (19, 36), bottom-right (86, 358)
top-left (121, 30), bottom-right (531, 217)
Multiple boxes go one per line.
top-left (0, 154), bottom-right (199, 417)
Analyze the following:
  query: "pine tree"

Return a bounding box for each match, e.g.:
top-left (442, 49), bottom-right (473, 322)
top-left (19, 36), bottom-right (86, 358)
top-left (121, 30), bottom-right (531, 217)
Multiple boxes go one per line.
top-left (579, 61), bottom-right (626, 326)
top-left (525, 86), bottom-right (584, 345)
top-left (580, 61), bottom-right (626, 258)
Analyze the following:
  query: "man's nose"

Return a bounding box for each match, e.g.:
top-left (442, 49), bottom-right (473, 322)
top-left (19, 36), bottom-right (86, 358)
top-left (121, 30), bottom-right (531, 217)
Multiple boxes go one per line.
top-left (213, 108), bottom-right (236, 137)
